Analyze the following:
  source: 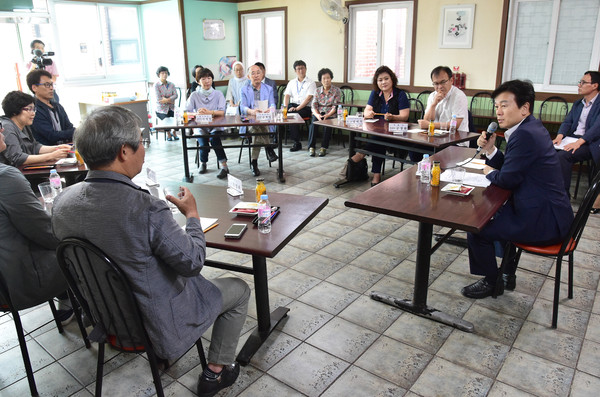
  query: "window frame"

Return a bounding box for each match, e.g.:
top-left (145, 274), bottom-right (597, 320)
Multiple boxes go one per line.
top-left (346, 0), bottom-right (414, 86)
top-left (502, 0), bottom-right (600, 94)
top-left (49, 0), bottom-right (146, 85)
top-left (239, 7), bottom-right (287, 81)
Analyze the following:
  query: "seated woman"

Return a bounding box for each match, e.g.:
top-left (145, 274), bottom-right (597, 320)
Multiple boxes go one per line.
top-left (308, 68), bottom-right (341, 157)
top-left (350, 66), bottom-right (409, 185)
top-left (154, 66), bottom-right (178, 141)
top-left (225, 61), bottom-right (248, 112)
top-left (0, 124), bottom-right (73, 322)
top-left (186, 68), bottom-right (229, 179)
top-left (0, 90), bottom-right (70, 167)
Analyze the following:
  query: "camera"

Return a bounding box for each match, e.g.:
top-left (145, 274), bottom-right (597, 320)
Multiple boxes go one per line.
top-left (31, 49), bottom-right (55, 70)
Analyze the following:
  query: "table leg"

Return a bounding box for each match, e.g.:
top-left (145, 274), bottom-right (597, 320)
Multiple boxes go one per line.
top-left (181, 129), bottom-right (193, 183)
top-left (370, 222), bottom-right (474, 332)
top-left (277, 127), bottom-right (285, 183)
top-left (236, 255), bottom-right (289, 365)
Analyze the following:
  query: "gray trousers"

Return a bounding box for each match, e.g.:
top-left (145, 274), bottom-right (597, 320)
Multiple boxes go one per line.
top-left (208, 277), bottom-right (250, 364)
top-left (249, 126), bottom-right (271, 160)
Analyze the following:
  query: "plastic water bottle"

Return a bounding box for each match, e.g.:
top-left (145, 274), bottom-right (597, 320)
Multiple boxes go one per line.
top-left (258, 194), bottom-right (271, 234)
top-left (337, 105), bottom-right (343, 121)
top-left (49, 169), bottom-right (62, 195)
top-left (420, 154), bottom-right (431, 184)
top-left (449, 115), bottom-right (458, 134)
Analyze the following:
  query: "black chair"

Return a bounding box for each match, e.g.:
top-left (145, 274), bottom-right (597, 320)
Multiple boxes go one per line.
top-left (407, 97), bottom-right (424, 123)
top-left (340, 85), bottom-right (355, 113)
top-left (539, 96), bottom-right (569, 136)
top-left (416, 90), bottom-right (432, 108)
top-left (0, 269), bottom-right (88, 396)
top-left (277, 84), bottom-right (286, 108)
top-left (176, 87), bottom-right (182, 108)
top-left (469, 91), bottom-right (494, 133)
top-left (496, 171), bottom-right (600, 328)
top-left (56, 238), bottom-right (207, 397)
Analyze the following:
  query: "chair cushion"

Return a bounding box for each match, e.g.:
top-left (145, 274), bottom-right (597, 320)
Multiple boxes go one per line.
top-left (515, 238), bottom-right (576, 256)
top-left (108, 334), bottom-right (146, 352)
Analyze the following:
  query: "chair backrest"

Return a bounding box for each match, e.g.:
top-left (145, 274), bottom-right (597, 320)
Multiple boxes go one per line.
top-left (538, 96), bottom-right (569, 123)
top-left (176, 87), bottom-right (182, 108)
top-left (416, 90), bottom-right (432, 107)
top-left (277, 84), bottom-right (286, 108)
top-left (340, 85), bottom-right (354, 104)
top-left (56, 238), bottom-right (151, 352)
top-left (469, 91), bottom-right (494, 118)
top-left (407, 98), bottom-right (424, 123)
top-left (560, 171), bottom-right (600, 255)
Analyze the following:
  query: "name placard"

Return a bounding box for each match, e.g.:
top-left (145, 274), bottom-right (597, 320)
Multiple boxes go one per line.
top-left (256, 112), bottom-right (272, 122)
top-left (346, 116), bottom-right (363, 127)
top-left (197, 114), bottom-right (213, 124)
top-left (389, 123), bottom-right (408, 133)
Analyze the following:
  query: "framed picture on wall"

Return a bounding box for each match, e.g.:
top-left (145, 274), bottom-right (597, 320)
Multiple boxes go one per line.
top-left (203, 19), bottom-right (225, 40)
top-left (439, 4), bottom-right (475, 49)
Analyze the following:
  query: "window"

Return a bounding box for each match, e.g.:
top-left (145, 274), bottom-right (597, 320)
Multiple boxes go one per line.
top-left (240, 10), bottom-right (286, 80)
top-left (52, 1), bottom-right (144, 82)
top-left (348, 1), bottom-right (414, 85)
top-left (503, 0), bottom-right (600, 93)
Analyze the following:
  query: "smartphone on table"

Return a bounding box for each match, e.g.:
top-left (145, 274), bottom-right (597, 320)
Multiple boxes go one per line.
top-left (224, 223), bottom-right (247, 239)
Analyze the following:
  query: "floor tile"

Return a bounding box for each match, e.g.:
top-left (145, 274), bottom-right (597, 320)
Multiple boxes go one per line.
top-left (0, 361), bottom-right (83, 397)
top-left (384, 313), bottom-right (453, 355)
top-left (326, 265), bottom-right (383, 293)
top-left (337, 294), bottom-right (402, 333)
top-left (248, 329), bottom-right (301, 371)
top-left (350, 249), bottom-right (402, 274)
top-left (297, 281), bottom-right (360, 315)
top-left (268, 269), bottom-right (321, 299)
top-left (463, 304), bottom-right (524, 346)
top-left (291, 253), bottom-right (347, 280)
top-left (321, 365), bottom-right (406, 396)
top-left (570, 370), bottom-right (600, 397)
top-left (306, 317), bottom-right (379, 362)
top-left (237, 374), bottom-right (305, 397)
top-left (577, 339), bottom-right (600, 377)
top-left (275, 300), bottom-right (333, 341)
top-left (268, 343), bottom-right (349, 397)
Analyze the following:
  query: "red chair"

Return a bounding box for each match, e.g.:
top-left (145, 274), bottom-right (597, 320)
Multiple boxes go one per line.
top-left (496, 171), bottom-right (600, 328)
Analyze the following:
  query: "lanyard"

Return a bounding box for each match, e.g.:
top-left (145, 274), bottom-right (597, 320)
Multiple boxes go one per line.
top-left (296, 79), bottom-right (306, 96)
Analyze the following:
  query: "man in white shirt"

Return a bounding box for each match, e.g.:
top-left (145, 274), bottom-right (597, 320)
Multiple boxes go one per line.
top-left (419, 66), bottom-right (469, 132)
top-left (553, 71), bottom-right (600, 195)
top-left (283, 60), bottom-right (316, 151)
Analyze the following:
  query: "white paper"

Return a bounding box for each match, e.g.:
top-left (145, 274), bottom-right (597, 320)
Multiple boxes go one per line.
top-left (227, 174), bottom-right (243, 196)
top-left (225, 106), bottom-right (238, 116)
top-left (200, 217), bottom-right (218, 232)
top-left (441, 170), bottom-right (491, 187)
top-left (256, 100), bottom-right (268, 111)
top-left (407, 128), bottom-right (425, 133)
top-left (457, 158), bottom-right (486, 170)
top-left (364, 119), bottom-right (378, 123)
top-left (554, 136), bottom-right (579, 150)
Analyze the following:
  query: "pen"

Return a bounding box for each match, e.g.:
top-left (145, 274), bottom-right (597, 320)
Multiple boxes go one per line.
top-left (261, 209), bottom-right (280, 224)
top-left (203, 223), bottom-right (218, 233)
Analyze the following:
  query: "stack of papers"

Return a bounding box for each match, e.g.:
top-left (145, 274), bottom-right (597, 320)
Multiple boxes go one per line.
top-left (457, 158), bottom-right (486, 170)
top-left (200, 218), bottom-right (218, 232)
top-left (554, 136), bottom-right (579, 150)
top-left (440, 170), bottom-right (491, 187)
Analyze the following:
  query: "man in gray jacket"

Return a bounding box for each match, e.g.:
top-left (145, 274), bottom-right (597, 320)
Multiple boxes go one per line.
top-left (52, 106), bottom-right (249, 397)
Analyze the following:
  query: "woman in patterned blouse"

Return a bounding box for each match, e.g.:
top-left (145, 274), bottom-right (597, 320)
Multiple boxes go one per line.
top-left (154, 66), bottom-right (178, 141)
top-left (308, 68), bottom-right (341, 157)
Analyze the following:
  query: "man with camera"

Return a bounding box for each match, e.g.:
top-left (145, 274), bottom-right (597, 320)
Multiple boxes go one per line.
top-left (27, 69), bottom-right (75, 145)
top-left (27, 40), bottom-right (59, 81)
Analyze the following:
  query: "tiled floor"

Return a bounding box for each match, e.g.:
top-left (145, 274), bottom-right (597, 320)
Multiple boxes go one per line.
top-left (2, 134), bottom-right (599, 396)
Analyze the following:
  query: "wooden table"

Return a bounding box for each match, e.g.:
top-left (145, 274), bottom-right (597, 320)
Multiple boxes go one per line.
top-left (19, 161), bottom-right (88, 186)
top-left (154, 114), bottom-right (306, 183)
top-left (345, 146), bottom-right (510, 332)
top-left (313, 118), bottom-right (479, 187)
top-left (155, 183), bottom-right (328, 365)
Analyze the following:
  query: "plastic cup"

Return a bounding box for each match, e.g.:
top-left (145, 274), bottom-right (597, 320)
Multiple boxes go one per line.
top-left (38, 182), bottom-right (55, 212)
top-left (451, 167), bottom-right (466, 183)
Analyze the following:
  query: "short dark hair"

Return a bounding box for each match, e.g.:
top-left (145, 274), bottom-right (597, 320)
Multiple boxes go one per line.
top-left (156, 66), bottom-right (170, 77)
top-left (2, 91), bottom-right (35, 118)
top-left (74, 106), bottom-right (141, 169)
top-left (198, 68), bottom-right (214, 80)
top-left (254, 62), bottom-right (266, 71)
top-left (192, 65), bottom-right (203, 79)
top-left (584, 71), bottom-right (600, 91)
top-left (372, 66), bottom-right (398, 92)
top-left (318, 68), bottom-right (333, 82)
top-left (431, 66), bottom-right (453, 81)
top-left (26, 69), bottom-right (53, 92)
top-left (293, 60), bottom-right (306, 70)
top-left (492, 80), bottom-right (536, 114)
top-left (30, 39), bottom-right (44, 50)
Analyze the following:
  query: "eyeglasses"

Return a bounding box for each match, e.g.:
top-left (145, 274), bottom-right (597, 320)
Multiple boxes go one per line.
top-left (432, 79), bottom-right (450, 87)
top-left (577, 80), bottom-right (592, 86)
top-left (35, 82), bottom-right (54, 88)
top-left (22, 106), bottom-right (36, 113)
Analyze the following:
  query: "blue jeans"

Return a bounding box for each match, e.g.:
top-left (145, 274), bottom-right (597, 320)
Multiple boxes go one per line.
top-left (197, 129), bottom-right (227, 164)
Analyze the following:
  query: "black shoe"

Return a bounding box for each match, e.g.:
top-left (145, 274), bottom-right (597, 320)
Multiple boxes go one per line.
top-left (57, 309), bottom-right (75, 326)
top-left (199, 163), bottom-right (207, 174)
top-left (251, 160), bottom-right (260, 176)
top-left (461, 278), bottom-right (503, 299)
top-left (290, 142), bottom-right (302, 152)
top-left (591, 208), bottom-right (600, 214)
top-left (217, 168), bottom-right (229, 179)
top-left (503, 274), bottom-right (516, 290)
top-left (197, 362), bottom-right (240, 397)
top-left (371, 182), bottom-right (380, 187)
top-left (266, 147), bottom-right (279, 162)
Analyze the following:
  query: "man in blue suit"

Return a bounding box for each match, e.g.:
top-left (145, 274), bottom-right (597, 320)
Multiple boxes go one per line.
top-left (553, 71), bottom-right (600, 195)
top-left (463, 80), bottom-right (574, 298)
top-left (241, 64), bottom-right (277, 176)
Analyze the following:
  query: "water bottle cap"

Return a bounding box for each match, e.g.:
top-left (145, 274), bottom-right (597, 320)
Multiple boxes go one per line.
top-left (452, 114), bottom-right (457, 119)
top-left (50, 169), bottom-right (57, 174)
top-left (260, 194), bottom-right (268, 200)
top-left (423, 154), bottom-right (429, 158)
